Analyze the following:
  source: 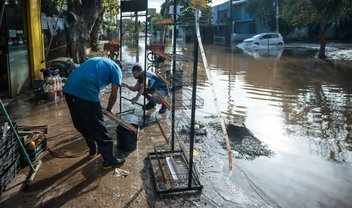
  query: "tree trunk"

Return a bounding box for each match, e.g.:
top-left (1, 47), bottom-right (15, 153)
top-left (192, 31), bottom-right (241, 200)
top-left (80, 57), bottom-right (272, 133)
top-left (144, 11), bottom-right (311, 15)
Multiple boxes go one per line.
top-left (318, 17), bottom-right (327, 59)
top-left (90, 7), bottom-right (104, 52)
top-left (66, 0), bottom-right (103, 63)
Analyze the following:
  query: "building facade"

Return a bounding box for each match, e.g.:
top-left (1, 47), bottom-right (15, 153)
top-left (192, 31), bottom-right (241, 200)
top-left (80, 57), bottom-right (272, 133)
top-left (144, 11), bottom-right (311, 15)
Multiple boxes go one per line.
top-left (0, 0), bottom-right (44, 98)
top-left (212, 0), bottom-right (266, 44)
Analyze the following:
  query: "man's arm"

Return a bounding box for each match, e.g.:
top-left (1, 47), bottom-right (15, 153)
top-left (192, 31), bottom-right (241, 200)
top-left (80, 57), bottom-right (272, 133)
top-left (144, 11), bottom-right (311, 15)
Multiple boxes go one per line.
top-left (122, 82), bottom-right (140, 92)
top-left (131, 79), bottom-right (148, 104)
top-left (106, 84), bottom-right (119, 112)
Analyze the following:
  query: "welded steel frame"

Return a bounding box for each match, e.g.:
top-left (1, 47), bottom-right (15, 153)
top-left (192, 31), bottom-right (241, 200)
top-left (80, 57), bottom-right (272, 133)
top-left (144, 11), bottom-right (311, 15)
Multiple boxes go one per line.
top-left (147, 150), bottom-right (203, 194)
top-left (118, 2), bottom-right (153, 127)
top-left (146, 0), bottom-right (203, 194)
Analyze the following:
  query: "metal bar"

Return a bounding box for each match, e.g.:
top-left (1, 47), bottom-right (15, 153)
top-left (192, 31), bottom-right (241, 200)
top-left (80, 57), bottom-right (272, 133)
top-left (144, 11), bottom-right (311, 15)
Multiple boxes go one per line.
top-left (119, 11), bottom-right (123, 113)
top-left (119, 11), bottom-right (122, 62)
top-left (156, 73), bottom-right (172, 87)
top-left (148, 151), bottom-right (203, 194)
top-left (156, 120), bottom-right (169, 144)
top-left (119, 86), bottom-right (122, 113)
top-left (135, 11), bottom-right (138, 50)
top-left (154, 89), bottom-right (170, 110)
top-left (143, 8), bottom-right (148, 126)
top-left (155, 186), bottom-right (203, 194)
top-left (121, 96), bottom-right (143, 107)
top-left (188, 18), bottom-right (199, 188)
top-left (102, 108), bottom-right (138, 133)
top-left (17, 125), bottom-right (48, 134)
top-left (154, 146), bottom-right (168, 186)
top-left (121, 14), bottom-right (147, 18)
top-left (171, 0), bottom-right (177, 152)
top-left (0, 0), bottom-right (5, 29)
top-left (116, 109), bottom-right (134, 116)
top-left (147, 153), bottom-right (160, 194)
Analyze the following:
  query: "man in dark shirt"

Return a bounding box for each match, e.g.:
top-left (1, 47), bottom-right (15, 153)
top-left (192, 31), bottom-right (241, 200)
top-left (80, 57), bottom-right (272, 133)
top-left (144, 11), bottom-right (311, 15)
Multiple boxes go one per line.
top-left (64, 57), bottom-right (124, 169)
top-left (122, 65), bottom-right (169, 114)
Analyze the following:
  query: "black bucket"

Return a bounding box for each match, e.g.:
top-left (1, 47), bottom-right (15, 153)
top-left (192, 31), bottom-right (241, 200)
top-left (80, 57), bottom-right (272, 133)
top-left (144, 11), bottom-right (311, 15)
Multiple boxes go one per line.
top-left (116, 124), bottom-right (139, 152)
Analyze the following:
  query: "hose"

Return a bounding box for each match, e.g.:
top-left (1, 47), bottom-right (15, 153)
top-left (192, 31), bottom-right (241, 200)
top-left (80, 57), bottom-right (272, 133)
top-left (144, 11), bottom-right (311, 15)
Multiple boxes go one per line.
top-left (46, 130), bottom-right (89, 158)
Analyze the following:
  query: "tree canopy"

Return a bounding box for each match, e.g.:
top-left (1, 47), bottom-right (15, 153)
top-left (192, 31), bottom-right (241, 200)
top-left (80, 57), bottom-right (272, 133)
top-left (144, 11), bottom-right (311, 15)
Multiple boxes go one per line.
top-left (281, 0), bottom-right (352, 58)
top-left (246, 0), bottom-right (352, 58)
top-left (160, 0), bottom-right (213, 26)
top-left (281, 0), bottom-right (351, 26)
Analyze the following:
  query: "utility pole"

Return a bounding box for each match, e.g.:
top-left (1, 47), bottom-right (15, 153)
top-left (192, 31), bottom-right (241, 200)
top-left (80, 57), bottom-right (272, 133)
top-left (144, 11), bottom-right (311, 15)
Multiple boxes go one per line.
top-left (135, 11), bottom-right (139, 62)
top-left (229, 0), bottom-right (233, 44)
top-left (274, 0), bottom-right (279, 33)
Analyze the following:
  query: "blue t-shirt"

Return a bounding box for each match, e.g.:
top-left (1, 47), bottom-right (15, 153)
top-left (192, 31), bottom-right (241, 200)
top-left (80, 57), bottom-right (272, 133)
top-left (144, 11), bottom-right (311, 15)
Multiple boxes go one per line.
top-left (63, 57), bottom-right (122, 102)
top-left (137, 71), bottom-right (169, 91)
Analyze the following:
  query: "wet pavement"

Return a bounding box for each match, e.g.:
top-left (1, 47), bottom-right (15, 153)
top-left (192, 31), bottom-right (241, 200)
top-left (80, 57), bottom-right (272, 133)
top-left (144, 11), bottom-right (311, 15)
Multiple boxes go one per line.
top-left (0, 60), bottom-right (203, 207)
top-left (1, 40), bottom-right (352, 208)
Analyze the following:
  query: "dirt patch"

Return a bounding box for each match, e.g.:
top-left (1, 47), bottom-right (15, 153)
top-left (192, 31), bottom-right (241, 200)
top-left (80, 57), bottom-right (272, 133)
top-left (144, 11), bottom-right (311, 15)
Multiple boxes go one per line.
top-left (208, 121), bottom-right (274, 160)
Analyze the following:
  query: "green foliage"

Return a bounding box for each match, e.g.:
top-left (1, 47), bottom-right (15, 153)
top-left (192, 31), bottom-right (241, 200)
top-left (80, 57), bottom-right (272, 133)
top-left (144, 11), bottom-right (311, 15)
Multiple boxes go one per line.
top-left (281, 0), bottom-right (352, 26)
top-left (103, 0), bottom-right (120, 20)
top-left (121, 19), bottom-right (136, 33)
top-left (148, 13), bottom-right (163, 31)
top-left (160, 0), bottom-right (213, 25)
top-left (56, 0), bottom-right (75, 7)
top-left (101, 1), bottom-right (120, 31)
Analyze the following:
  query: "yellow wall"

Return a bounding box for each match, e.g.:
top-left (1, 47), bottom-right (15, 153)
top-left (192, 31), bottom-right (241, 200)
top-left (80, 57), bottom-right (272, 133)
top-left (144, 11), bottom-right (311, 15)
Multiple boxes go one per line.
top-left (26, 0), bottom-right (45, 81)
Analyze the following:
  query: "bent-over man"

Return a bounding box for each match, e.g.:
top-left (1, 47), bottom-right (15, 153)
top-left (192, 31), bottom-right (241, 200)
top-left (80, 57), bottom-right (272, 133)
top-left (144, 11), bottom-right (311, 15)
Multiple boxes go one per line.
top-left (63, 57), bottom-right (124, 169)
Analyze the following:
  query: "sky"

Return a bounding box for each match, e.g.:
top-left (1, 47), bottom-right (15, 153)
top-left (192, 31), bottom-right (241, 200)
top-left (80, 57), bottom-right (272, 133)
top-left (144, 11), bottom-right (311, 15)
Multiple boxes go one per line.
top-left (148, 0), bottom-right (228, 12)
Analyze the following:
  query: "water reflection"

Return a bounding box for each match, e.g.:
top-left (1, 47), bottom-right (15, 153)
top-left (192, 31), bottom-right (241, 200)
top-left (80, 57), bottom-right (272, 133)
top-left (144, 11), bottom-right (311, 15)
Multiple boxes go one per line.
top-left (202, 44), bottom-right (352, 163)
top-left (235, 44), bottom-right (284, 59)
top-left (283, 84), bottom-right (352, 162)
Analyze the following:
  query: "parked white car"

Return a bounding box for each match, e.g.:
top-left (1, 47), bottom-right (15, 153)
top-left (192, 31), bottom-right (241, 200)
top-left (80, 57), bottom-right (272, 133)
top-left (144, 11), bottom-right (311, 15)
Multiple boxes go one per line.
top-left (243, 33), bottom-right (284, 46)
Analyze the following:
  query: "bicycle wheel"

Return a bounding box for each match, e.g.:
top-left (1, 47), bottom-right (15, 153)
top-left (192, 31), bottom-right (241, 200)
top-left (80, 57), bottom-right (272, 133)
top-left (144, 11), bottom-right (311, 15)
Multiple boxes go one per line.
top-left (147, 64), bottom-right (155, 72)
top-left (147, 52), bottom-right (156, 62)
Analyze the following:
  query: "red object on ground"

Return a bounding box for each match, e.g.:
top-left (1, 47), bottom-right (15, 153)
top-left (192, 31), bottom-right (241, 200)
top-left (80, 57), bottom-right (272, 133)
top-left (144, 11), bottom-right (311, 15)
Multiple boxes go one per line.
top-left (146, 93), bottom-right (152, 101)
top-left (146, 44), bottom-right (165, 52)
top-left (103, 40), bottom-right (120, 52)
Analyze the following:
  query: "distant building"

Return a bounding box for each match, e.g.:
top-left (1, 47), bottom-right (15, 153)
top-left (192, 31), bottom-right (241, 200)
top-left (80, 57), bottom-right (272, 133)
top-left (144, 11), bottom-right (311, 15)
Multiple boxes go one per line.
top-left (212, 0), bottom-right (266, 44)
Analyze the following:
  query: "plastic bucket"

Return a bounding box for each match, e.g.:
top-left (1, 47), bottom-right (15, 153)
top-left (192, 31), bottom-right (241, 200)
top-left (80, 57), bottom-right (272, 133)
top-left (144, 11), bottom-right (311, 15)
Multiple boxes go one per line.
top-left (115, 124), bottom-right (139, 152)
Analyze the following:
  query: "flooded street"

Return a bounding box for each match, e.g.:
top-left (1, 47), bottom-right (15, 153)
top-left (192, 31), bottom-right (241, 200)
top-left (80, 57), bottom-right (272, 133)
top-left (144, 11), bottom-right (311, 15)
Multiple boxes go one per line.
top-left (199, 44), bottom-right (352, 207)
top-left (118, 39), bottom-right (352, 207)
top-left (1, 39), bottom-right (351, 208)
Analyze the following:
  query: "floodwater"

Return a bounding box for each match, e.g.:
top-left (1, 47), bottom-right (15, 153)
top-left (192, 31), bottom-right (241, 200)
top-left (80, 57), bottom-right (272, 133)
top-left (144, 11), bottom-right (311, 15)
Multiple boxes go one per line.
top-left (122, 39), bottom-right (352, 208)
top-left (198, 44), bottom-right (352, 208)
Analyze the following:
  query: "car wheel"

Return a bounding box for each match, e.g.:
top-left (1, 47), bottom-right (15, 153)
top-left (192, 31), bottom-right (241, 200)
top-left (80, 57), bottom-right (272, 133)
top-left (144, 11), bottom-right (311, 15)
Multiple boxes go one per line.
top-left (278, 42), bottom-right (283, 45)
top-left (254, 42), bottom-right (259, 45)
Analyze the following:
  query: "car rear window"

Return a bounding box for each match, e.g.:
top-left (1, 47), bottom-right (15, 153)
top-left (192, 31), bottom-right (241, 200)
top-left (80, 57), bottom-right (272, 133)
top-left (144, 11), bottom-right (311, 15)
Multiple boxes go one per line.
top-left (271, 34), bottom-right (279, 38)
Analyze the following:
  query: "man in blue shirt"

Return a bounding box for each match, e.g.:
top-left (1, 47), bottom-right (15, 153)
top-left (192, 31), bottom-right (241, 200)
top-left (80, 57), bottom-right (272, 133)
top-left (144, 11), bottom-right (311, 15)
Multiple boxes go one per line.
top-left (64, 57), bottom-right (124, 169)
top-left (122, 65), bottom-right (169, 114)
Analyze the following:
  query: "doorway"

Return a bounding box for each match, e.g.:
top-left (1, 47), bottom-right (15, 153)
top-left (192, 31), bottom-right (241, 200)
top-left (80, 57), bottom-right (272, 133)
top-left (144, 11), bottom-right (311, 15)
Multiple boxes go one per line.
top-left (0, 0), bottom-right (31, 98)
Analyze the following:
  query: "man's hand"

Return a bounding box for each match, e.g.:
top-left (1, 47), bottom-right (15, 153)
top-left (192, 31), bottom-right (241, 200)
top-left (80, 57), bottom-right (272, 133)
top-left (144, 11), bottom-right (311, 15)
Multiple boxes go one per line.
top-left (106, 84), bottom-right (119, 112)
top-left (121, 83), bottom-right (128, 88)
top-left (131, 97), bottom-right (138, 104)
